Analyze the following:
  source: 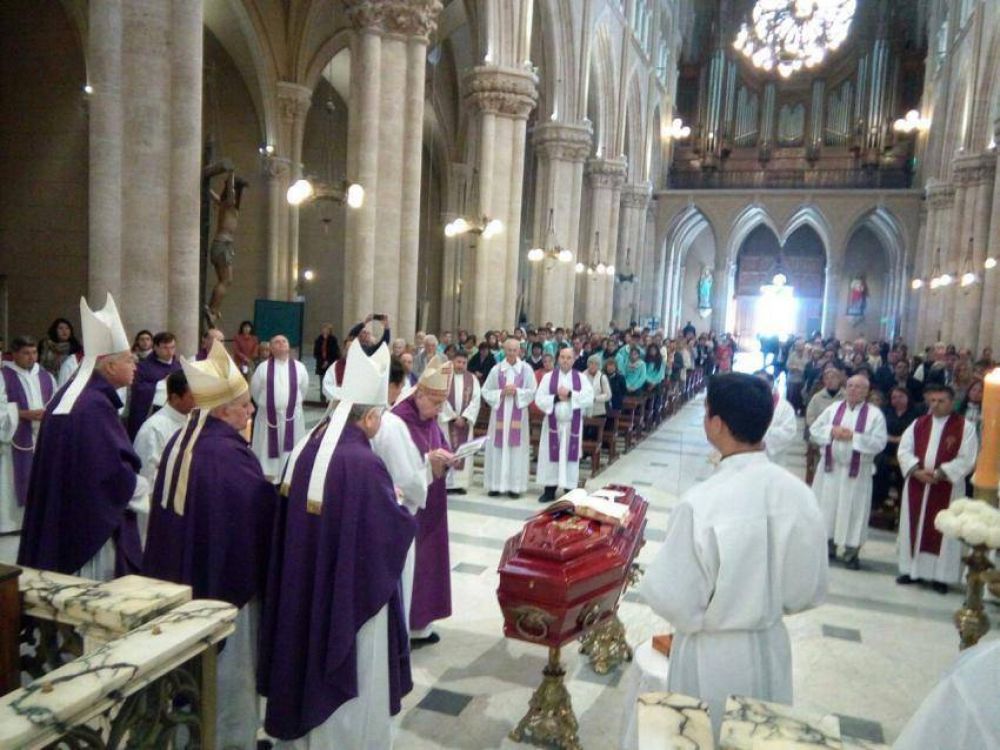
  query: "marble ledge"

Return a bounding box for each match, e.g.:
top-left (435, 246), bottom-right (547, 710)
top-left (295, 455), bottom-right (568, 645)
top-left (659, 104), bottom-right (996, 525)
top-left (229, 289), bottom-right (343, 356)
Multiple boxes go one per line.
top-left (19, 567), bottom-right (192, 635)
top-left (0, 599), bottom-right (236, 750)
top-left (719, 696), bottom-right (841, 749)
top-left (637, 691), bottom-right (714, 749)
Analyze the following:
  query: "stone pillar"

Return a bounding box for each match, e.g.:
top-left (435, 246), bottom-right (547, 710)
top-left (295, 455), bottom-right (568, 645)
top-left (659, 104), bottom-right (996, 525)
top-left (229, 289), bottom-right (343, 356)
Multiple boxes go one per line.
top-left (88, 0), bottom-right (123, 303)
top-left (614, 183), bottom-right (652, 326)
top-left (640, 209), bottom-right (658, 324)
top-left (464, 66), bottom-right (538, 333)
top-left (88, 1), bottom-right (203, 348)
top-left (276, 83), bottom-right (313, 300)
top-left (579, 158), bottom-right (627, 330)
top-left (263, 155), bottom-right (291, 300)
top-left (343, 0), bottom-right (441, 341)
top-left (528, 122), bottom-right (591, 326)
top-left (979, 132), bottom-right (1000, 351)
top-left (167, 0), bottom-right (204, 351)
top-left (951, 153), bottom-right (996, 350)
top-left (941, 165), bottom-right (974, 345)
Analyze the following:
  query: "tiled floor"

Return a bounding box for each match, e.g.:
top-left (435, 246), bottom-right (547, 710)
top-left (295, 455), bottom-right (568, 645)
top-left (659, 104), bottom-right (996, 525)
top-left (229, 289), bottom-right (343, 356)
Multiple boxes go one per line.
top-left (3, 387), bottom-right (996, 748)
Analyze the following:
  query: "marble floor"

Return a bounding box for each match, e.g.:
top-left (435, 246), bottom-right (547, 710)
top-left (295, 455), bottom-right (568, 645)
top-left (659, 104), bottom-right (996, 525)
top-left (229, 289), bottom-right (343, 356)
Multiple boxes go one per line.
top-left (3, 389), bottom-right (996, 748)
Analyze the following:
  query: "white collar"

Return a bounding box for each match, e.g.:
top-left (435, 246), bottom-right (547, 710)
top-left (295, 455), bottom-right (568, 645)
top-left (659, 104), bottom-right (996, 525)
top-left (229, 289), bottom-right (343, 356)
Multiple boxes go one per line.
top-left (4, 361), bottom-right (38, 377)
top-left (159, 403), bottom-right (188, 424)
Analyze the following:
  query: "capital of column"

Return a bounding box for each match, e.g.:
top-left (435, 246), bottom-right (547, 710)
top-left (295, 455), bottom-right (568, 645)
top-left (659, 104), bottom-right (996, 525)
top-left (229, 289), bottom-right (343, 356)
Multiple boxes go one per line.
top-left (345, 0), bottom-right (442, 40)
top-left (276, 81), bottom-right (313, 123)
top-left (262, 154), bottom-right (291, 181)
top-left (585, 157), bottom-right (628, 189)
top-left (925, 181), bottom-right (955, 209)
top-left (532, 121), bottom-right (593, 162)
top-left (620, 182), bottom-right (653, 210)
top-left (464, 65), bottom-right (538, 119)
top-left (953, 152), bottom-right (997, 187)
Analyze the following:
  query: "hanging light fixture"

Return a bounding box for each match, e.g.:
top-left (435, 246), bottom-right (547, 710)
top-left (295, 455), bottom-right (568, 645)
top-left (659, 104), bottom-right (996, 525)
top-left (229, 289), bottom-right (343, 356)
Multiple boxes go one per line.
top-left (893, 109), bottom-right (931, 134)
top-left (960, 238), bottom-right (978, 287)
top-left (443, 168), bottom-right (502, 240)
top-left (662, 117), bottom-right (692, 140)
top-left (527, 208), bottom-right (574, 266)
top-left (287, 100), bottom-right (364, 209)
top-left (734, 0), bottom-right (857, 78)
top-left (576, 231), bottom-right (615, 278)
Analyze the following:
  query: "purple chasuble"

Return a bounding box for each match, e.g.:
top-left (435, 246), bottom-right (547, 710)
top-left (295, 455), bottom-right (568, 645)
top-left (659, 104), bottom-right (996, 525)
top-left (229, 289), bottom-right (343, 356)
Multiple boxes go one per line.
top-left (824, 401), bottom-right (869, 478)
top-left (393, 395), bottom-right (453, 631)
top-left (494, 365), bottom-right (525, 448)
top-left (143, 415), bottom-right (276, 607)
top-left (17, 375), bottom-right (142, 576)
top-left (127, 356), bottom-right (181, 439)
top-left (547, 369), bottom-right (583, 463)
top-left (266, 358), bottom-right (298, 459)
top-left (2, 366), bottom-right (55, 506)
top-left (258, 422), bottom-right (416, 741)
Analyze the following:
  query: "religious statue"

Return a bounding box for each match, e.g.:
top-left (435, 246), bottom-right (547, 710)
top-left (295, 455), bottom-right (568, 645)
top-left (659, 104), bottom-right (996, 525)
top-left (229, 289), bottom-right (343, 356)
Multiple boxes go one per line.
top-left (204, 162), bottom-right (248, 327)
top-left (697, 267), bottom-right (714, 310)
top-left (847, 275), bottom-right (868, 316)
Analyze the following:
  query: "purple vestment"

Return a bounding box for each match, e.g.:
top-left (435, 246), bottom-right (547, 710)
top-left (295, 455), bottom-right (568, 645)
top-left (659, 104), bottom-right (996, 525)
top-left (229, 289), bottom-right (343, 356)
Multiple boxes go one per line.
top-left (143, 414), bottom-right (276, 607)
top-left (258, 422), bottom-right (416, 741)
top-left (18, 375), bottom-right (142, 576)
top-left (2, 365), bottom-right (55, 506)
top-left (393, 395), bottom-right (453, 631)
top-left (127, 356), bottom-right (181, 439)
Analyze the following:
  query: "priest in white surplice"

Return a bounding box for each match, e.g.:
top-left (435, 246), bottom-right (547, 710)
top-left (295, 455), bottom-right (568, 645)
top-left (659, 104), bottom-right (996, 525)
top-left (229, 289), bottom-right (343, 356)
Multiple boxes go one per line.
top-left (535, 347), bottom-right (594, 503)
top-left (0, 336), bottom-right (56, 533)
top-left (481, 338), bottom-right (537, 498)
top-left (440, 349), bottom-right (481, 494)
top-left (896, 384), bottom-right (978, 592)
top-left (810, 374), bottom-right (887, 569)
top-left (250, 335), bottom-right (309, 481)
top-left (756, 370), bottom-right (798, 466)
top-left (641, 373), bottom-right (828, 740)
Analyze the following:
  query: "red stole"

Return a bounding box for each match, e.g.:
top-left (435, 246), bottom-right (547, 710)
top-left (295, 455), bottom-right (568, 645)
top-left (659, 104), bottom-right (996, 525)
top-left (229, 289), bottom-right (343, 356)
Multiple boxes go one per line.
top-left (447, 371), bottom-right (474, 469)
top-left (907, 413), bottom-right (965, 556)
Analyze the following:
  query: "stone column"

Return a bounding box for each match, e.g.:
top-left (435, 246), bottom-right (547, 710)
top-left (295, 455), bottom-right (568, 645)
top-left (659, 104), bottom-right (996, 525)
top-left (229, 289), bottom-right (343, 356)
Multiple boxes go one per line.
top-left (951, 153), bottom-right (996, 350)
top-left (276, 83), bottom-right (313, 300)
top-left (87, 1), bottom-right (202, 345)
top-left (528, 122), bottom-right (591, 326)
top-left (167, 0), bottom-right (204, 351)
top-left (640, 209), bottom-right (658, 324)
top-left (979, 131), bottom-right (1000, 350)
top-left (88, 0), bottom-right (123, 303)
top-left (263, 155), bottom-right (291, 300)
top-left (614, 183), bottom-right (652, 326)
top-left (343, 0), bottom-right (441, 341)
top-left (941, 164), bottom-right (974, 345)
top-left (464, 66), bottom-right (538, 333)
top-left (579, 158), bottom-right (627, 329)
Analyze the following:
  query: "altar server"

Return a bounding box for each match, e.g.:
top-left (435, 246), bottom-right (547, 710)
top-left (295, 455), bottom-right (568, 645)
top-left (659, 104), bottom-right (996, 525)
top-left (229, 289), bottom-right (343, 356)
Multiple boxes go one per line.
top-left (0, 336), bottom-right (56, 533)
top-left (896, 384), bottom-right (977, 592)
top-left (534, 347), bottom-right (594, 502)
top-left (126, 332), bottom-right (181, 439)
top-left (144, 340), bottom-right (276, 748)
top-left (481, 338), bottom-right (537, 498)
top-left (259, 340), bottom-right (417, 747)
top-left (810, 374), bottom-right (887, 569)
top-left (755, 370), bottom-right (797, 465)
top-left (250, 335), bottom-right (309, 481)
top-left (440, 349), bottom-right (481, 494)
top-left (18, 295), bottom-right (147, 580)
top-left (133, 371), bottom-right (195, 485)
top-left (641, 373), bottom-right (828, 739)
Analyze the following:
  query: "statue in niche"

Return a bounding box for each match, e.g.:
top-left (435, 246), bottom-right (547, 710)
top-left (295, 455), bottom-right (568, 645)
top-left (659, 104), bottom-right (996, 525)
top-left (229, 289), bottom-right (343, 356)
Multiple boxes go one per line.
top-left (847, 275), bottom-right (868, 317)
top-left (697, 267), bottom-right (714, 311)
top-left (204, 161), bottom-right (249, 327)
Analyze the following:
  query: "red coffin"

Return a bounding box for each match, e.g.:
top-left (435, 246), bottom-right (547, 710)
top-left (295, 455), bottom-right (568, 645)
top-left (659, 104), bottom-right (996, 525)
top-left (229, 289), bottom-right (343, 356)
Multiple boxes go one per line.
top-left (497, 484), bottom-right (648, 648)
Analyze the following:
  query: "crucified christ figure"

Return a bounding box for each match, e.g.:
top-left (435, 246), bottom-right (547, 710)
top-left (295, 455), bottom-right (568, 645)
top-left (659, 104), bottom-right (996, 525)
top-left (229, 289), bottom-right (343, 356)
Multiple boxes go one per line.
top-left (204, 162), bottom-right (248, 326)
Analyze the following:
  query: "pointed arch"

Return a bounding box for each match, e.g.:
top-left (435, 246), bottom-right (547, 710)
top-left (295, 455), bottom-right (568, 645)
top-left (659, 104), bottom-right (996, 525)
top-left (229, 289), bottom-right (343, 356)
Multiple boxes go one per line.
top-left (842, 206), bottom-right (909, 338)
top-left (661, 204), bottom-right (718, 332)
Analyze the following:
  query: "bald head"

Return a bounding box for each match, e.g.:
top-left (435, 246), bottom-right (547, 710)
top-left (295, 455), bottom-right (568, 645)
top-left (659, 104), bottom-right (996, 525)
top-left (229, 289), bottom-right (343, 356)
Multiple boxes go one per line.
top-left (270, 335), bottom-right (290, 360)
top-left (558, 347), bottom-right (574, 372)
top-left (845, 374), bottom-right (870, 406)
top-left (503, 338), bottom-right (520, 364)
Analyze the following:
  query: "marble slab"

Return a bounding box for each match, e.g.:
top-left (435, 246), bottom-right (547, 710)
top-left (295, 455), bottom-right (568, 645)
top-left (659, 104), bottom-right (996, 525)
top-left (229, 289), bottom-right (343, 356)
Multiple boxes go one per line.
top-left (19, 567), bottom-right (191, 635)
top-left (0, 599), bottom-right (235, 750)
top-left (719, 696), bottom-right (842, 749)
top-left (637, 691), bottom-right (715, 749)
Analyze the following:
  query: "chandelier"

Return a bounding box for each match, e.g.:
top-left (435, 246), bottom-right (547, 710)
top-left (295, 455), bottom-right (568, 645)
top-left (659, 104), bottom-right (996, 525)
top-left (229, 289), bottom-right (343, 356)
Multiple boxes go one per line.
top-left (575, 232), bottom-right (615, 278)
top-left (733, 0), bottom-right (857, 79)
top-left (527, 208), bottom-right (574, 265)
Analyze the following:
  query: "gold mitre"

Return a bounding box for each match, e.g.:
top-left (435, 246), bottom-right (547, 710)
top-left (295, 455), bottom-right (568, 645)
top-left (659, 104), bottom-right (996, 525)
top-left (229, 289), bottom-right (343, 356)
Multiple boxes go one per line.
top-left (418, 354), bottom-right (453, 398)
top-left (180, 340), bottom-right (248, 410)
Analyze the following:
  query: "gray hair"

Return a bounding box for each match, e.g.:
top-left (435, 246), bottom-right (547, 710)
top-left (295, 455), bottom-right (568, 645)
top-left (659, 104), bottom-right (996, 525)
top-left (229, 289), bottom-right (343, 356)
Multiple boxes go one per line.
top-left (588, 354), bottom-right (602, 367)
top-left (348, 403), bottom-right (382, 421)
top-left (424, 335), bottom-right (439, 347)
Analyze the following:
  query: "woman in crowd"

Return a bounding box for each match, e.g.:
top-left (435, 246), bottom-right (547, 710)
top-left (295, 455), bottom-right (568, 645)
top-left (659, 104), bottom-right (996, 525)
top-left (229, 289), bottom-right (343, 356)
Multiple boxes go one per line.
top-left (132, 330), bottom-right (154, 360)
top-left (584, 354), bottom-right (612, 419)
top-left (715, 334), bottom-right (734, 373)
top-left (234, 320), bottom-right (261, 376)
top-left (872, 386), bottom-right (920, 530)
top-left (957, 377), bottom-right (984, 440)
top-left (39, 317), bottom-right (82, 377)
top-left (468, 341), bottom-right (496, 383)
top-left (951, 359), bottom-right (975, 403)
top-left (645, 343), bottom-right (667, 413)
top-left (624, 347), bottom-right (647, 394)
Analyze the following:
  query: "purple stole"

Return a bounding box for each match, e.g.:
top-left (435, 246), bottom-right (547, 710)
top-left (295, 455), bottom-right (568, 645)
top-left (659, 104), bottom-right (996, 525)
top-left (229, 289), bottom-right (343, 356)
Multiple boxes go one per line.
top-left (266, 358), bottom-right (298, 459)
top-left (448, 371), bottom-right (474, 470)
top-left (824, 401), bottom-right (869, 478)
top-left (547, 369), bottom-right (583, 463)
top-left (2, 366), bottom-right (54, 506)
top-left (494, 365), bottom-right (525, 448)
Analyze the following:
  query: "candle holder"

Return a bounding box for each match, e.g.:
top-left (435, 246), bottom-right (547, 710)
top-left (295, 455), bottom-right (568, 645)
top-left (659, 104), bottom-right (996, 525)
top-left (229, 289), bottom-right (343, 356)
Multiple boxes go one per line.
top-left (954, 544), bottom-right (1000, 650)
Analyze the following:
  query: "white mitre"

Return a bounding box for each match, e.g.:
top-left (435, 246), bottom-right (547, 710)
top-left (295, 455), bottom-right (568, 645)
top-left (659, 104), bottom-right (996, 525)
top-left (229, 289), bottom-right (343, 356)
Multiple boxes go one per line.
top-left (53, 294), bottom-right (130, 415)
top-left (417, 354), bottom-right (453, 397)
top-left (281, 339), bottom-right (390, 508)
top-left (180, 340), bottom-right (248, 410)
